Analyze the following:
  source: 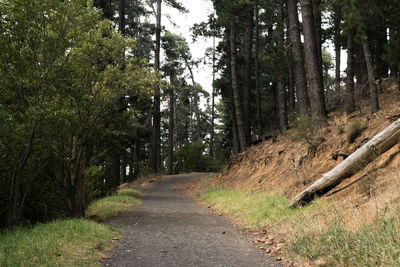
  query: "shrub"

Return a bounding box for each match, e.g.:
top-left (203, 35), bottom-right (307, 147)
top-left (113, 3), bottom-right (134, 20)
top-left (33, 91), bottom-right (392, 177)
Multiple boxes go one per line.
top-left (345, 120), bottom-right (367, 143)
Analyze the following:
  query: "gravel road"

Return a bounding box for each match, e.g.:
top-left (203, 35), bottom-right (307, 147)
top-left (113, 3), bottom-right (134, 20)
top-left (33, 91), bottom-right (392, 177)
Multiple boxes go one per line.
top-left (102, 173), bottom-right (283, 267)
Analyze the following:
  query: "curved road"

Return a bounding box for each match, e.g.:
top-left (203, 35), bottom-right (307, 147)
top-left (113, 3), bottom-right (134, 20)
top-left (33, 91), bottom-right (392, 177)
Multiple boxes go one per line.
top-left (103, 173), bottom-right (282, 267)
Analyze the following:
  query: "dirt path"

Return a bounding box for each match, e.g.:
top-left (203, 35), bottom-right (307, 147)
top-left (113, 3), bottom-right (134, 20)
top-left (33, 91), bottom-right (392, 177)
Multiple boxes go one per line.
top-left (102, 173), bottom-right (283, 267)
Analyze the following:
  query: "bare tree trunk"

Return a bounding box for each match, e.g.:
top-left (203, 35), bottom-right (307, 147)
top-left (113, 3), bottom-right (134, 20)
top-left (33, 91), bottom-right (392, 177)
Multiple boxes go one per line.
top-left (118, 0), bottom-right (126, 35)
top-left (244, 4), bottom-right (253, 143)
top-left (287, 0), bottom-right (310, 115)
top-left (254, 0), bottom-right (263, 137)
top-left (120, 158), bottom-right (127, 184)
top-left (346, 30), bottom-right (356, 115)
top-left (334, 1), bottom-right (342, 109)
top-left (300, 0), bottom-right (326, 117)
top-left (210, 34), bottom-right (216, 158)
top-left (151, 0), bottom-right (162, 173)
top-left (313, 0), bottom-right (323, 91)
top-left (230, 20), bottom-right (247, 152)
top-left (276, 0), bottom-right (287, 130)
top-left (289, 118), bottom-right (400, 207)
top-left (168, 75), bottom-right (174, 175)
top-left (184, 58), bottom-right (201, 142)
top-left (362, 38), bottom-right (380, 113)
top-left (70, 137), bottom-right (86, 217)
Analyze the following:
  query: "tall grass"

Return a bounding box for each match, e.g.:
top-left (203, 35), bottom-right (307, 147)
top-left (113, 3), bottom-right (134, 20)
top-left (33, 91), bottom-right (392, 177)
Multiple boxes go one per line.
top-left (200, 181), bottom-right (400, 266)
top-left (289, 208), bottom-right (400, 266)
top-left (0, 219), bottom-right (117, 267)
top-left (201, 186), bottom-right (325, 228)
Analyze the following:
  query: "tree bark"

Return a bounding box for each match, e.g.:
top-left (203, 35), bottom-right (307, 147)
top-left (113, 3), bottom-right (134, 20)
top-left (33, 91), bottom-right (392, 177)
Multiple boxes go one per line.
top-left (289, 118), bottom-right (400, 207)
top-left (276, 0), bottom-right (287, 130)
top-left (244, 4), bottom-right (253, 143)
top-left (70, 137), bottom-right (86, 217)
top-left (334, 1), bottom-right (341, 110)
top-left (254, 0), bottom-right (263, 137)
top-left (287, 0), bottom-right (310, 115)
top-left (151, 0), bottom-right (162, 173)
top-left (313, 0), bottom-right (323, 91)
top-left (118, 0), bottom-right (126, 35)
top-left (168, 75), bottom-right (174, 175)
top-left (184, 58), bottom-right (201, 142)
top-left (210, 34), bottom-right (216, 158)
top-left (300, 0), bottom-right (326, 117)
top-left (345, 30), bottom-right (355, 115)
top-left (230, 20), bottom-right (247, 152)
top-left (362, 38), bottom-right (380, 113)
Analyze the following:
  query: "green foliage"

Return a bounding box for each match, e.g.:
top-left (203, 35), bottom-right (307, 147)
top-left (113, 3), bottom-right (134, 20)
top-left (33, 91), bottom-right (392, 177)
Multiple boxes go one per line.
top-left (0, 0), bottom-right (160, 226)
top-left (285, 115), bottom-right (326, 144)
top-left (345, 120), bottom-right (367, 143)
top-left (0, 219), bottom-right (117, 267)
top-left (85, 189), bottom-right (142, 221)
top-left (173, 142), bottom-right (219, 173)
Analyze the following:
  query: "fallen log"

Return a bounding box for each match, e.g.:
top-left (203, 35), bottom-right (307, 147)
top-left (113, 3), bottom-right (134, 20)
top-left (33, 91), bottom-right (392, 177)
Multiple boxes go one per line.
top-left (289, 118), bottom-right (400, 208)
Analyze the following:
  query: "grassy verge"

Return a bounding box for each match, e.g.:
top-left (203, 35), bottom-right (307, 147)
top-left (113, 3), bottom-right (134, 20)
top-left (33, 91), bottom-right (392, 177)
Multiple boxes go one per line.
top-left (0, 187), bottom-right (143, 267)
top-left (289, 207), bottom-right (400, 266)
top-left (0, 219), bottom-right (117, 267)
top-left (201, 185), bottom-right (326, 229)
top-left (86, 188), bottom-right (143, 221)
top-left (199, 178), bottom-right (400, 266)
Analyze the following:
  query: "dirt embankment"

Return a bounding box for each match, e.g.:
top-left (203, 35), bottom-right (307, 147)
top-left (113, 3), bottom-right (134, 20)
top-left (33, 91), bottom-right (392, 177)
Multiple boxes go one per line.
top-left (213, 85), bottom-right (400, 228)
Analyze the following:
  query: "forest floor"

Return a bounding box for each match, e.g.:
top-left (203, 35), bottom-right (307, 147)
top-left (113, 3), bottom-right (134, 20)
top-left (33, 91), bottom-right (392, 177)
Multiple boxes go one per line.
top-left (101, 173), bottom-right (282, 267)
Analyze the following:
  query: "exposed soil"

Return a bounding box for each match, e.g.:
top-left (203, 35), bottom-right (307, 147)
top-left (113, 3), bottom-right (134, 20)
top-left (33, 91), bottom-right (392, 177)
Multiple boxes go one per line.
top-left (209, 85), bottom-right (400, 229)
top-left (102, 173), bottom-right (283, 267)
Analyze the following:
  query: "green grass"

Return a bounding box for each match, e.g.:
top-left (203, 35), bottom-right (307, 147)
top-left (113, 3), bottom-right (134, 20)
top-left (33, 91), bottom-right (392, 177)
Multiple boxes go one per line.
top-left (0, 219), bottom-right (118, 267)
top-left (201, 186), bottom-right (324, 228)
top-left (201, 183), bottom-right (400, 266)
top-left (86, 188), bottom-right (142, 221)
top-left (289, 209), bottom-right (400, 266)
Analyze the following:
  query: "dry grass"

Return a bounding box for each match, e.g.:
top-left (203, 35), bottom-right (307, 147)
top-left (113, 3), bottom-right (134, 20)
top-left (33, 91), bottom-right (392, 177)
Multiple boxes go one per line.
top-left (196, 86), bottom-right (400, 265)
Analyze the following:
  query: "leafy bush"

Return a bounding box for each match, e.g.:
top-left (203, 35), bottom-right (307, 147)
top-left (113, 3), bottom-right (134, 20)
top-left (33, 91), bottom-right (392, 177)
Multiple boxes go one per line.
top-left (285, 115), bottom-right (326, 144)
top-left (345, 120), bottom-right (367, 143)
top-left (173, 142), bottom-right (220, 173)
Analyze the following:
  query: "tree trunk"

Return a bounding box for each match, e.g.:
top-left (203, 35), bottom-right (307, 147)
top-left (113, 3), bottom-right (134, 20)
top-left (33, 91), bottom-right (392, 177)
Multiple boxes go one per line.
top-left (210, 34), bottom-right (216, 158)
top-left (254, 0), bottom-right (263, 137)
top-left (334, 1), bottom-right (341, 109)
top-left (151, 0), bottom-right (162, 173)
top-left (70, 137), bottom-right (86, 217)
top-left (230, 20), bottom-right (247, 152)
top-left (355, 44), bottom-right (368, 99)
top-left (276, 0), bottom-right (287, 130)
top-left (374, 26), bottom-right (389, 79)
top-left (300, 0), bottom-right (326, 117)
top-left (287, 0), bottom-right (310, 115)
top-left (312, 0), bottom-right (323, 91)
top-left (244, 4), bottom-right (253, 143)
top-left (120, 158), bottom-right (127, 184)
top-left (289, 118), bottom-right (400, 207)
top-left (345, 30), bottom-right (355, 115)
top-left (118, 0), bottom-right (126, 35)
top-left (184, 58), bottom-right (201, 142)
top-left (168, 75), bottom-right (174, 175)
top-left (362, 38), bottom-right (380, 113)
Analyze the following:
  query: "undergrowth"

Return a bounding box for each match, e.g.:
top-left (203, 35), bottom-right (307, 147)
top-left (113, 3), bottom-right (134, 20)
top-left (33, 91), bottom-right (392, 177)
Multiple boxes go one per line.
top-left (0, 219), bottom-right (117, 267)
top-left (289, 207), bottom-right (400, 266)
top-left (200, 182), bottom-right (326, 228)
top-left (199, 177), bottom-right (400, 266)
top-left (86, 188), bottom-right (142, 221)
